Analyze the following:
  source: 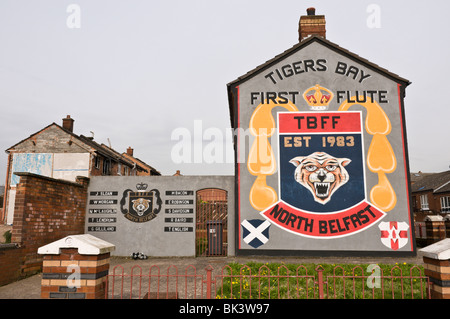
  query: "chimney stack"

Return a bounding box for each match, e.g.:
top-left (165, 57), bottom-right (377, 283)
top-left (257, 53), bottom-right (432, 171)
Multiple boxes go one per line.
top-left (126, 147), bottom-right (134, 156)
top-left (62, 115), bottom-right (74, 133)
top-left (299, 7), bottom-right (326, 42)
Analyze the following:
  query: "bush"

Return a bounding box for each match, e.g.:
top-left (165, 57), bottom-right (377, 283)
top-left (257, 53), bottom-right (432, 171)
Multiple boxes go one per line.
top-left (3, 230), bottom-right (11, 243)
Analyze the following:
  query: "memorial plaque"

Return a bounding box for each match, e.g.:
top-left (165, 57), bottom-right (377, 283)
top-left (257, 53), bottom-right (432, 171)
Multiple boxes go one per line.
top-left (165, 199), bottom-right (194, 205)
top-left (164, 217), bottom-right (193, 223)
top-left (165, 208), bottom-right (193, 214)
top-left (166, 190), bottom-right (194, 196)
top-left (164, 227), bottom-right (193, 232)
top-left (88, 226), bottom-right (116, 232)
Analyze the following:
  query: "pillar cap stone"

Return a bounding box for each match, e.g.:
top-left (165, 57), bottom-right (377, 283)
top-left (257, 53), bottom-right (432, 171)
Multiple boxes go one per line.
top-left (425, 215), bottom-right (444, 221)
top-left (38, 234), bottom-right (115, 255)
top-left (420, 238), bottom-right (450, 260)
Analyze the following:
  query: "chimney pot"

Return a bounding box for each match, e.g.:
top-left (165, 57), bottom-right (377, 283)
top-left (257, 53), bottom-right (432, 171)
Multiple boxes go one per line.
top-left (307, 7), bottom-right (315, 15)
top-left (62, 115), bottom-right (74, 133)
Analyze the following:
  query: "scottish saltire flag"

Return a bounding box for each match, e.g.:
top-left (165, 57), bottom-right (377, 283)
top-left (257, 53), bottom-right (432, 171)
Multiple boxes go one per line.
top-left (241, 219), bottom-right (271, 248)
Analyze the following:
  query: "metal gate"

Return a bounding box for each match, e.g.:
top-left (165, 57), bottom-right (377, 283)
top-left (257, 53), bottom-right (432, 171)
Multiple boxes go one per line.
top-left (105, 264), bottom-right (432, 299)
top-left (196, 188), bottom-right (227, 256)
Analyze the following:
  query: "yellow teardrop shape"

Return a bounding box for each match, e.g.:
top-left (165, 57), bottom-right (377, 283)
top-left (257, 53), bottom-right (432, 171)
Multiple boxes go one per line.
top-left (370, 172), bottom-right (397, 212)
top-left (364, 102), bottom-right (391, 135)
top-left (249, 175), bottom-right (278, 211)
top-left (249, 104), bottom-right (276, 137)
top-left (338, 99), bottom-right (391, 135)
top-left (249, 100), bottom-right (298, 137)
top-left (247, 135), bottom-right (276, 175)
top-left (367, 134), bottom-right (397, 174)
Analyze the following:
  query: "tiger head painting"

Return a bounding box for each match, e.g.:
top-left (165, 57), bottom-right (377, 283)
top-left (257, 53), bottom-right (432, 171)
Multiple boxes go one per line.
top-left (132, 198), bottom-right (151, 216)
top-left (289, 152), bottom-right (351, 205)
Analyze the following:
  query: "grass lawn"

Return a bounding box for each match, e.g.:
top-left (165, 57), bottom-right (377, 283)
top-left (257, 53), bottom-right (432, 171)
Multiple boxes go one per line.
top-left (215, 261), bottom-right (429, 300)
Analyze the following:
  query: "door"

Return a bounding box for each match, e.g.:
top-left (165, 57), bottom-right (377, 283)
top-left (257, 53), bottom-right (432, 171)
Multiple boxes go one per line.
top-left (196, 188), bottom-right (227, 256)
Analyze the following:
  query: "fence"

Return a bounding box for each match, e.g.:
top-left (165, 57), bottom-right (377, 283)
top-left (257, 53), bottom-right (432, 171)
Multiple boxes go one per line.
top-left (105, 263), bottom-right (431, 299)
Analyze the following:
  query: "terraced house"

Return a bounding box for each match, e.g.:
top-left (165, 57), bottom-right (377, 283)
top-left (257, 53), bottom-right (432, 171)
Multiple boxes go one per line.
top-left (1, 115), bottom-right (160, 225)
top-left (411, 170), bottom-right (450, 221)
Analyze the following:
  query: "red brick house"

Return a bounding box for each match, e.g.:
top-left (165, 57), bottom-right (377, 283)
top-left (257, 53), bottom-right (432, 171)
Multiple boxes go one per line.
top-left (1, 115), bottom-right (160, 224)
top-left (411, 170), bottom-right (450, 221)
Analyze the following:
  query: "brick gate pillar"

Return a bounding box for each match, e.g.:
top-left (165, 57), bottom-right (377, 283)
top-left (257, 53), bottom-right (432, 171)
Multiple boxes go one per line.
top-left (421, 238), bottom-right (450, 299)
top-left (38, 234), bottom-right (115, 299)
top-left (444, 215), bottom-right (450, 239)
top-left (425, 215), bottom-right (446, 246)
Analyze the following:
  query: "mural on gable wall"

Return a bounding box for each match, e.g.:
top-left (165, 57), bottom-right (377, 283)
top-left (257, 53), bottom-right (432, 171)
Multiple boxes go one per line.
top-left (10, 153), bottom-right (90, 186)
top-left (10, 153), bottom-right (53, 186)
top-left (228, 38), bottom-right (415, 255)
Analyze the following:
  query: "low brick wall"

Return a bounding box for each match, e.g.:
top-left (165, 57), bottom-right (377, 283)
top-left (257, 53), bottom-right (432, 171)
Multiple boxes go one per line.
top-left (0, 244), bottom-right (23, 287)
top-left (0, 173), bottom-right (89, 287)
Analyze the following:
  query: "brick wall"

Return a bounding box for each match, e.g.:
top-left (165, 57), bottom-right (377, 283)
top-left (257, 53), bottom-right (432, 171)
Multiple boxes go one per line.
top-left (0, 244), bottom-right (23, 287)
top-left (0, 173), bottom-right (89, 287)
top-left (413, 191), bottom-right (440, 215)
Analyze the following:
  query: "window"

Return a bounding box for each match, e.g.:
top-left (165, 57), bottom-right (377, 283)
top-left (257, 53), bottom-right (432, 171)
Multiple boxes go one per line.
top-left (102, 158), bottom-right (111, 175)
top-left (420, 194), bottom-right (429, 210)
top-left (441, 196), bottom-right (450, 213)
top-left (94, 156), bottom-right (100, 169)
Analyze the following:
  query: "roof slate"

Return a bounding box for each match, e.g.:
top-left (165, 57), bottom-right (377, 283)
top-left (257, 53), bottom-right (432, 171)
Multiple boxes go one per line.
top-left (227, 35), bottom-right (411, 87)
top-left (5, 122), bottom-right (150, 172)
top-left (410, 171), bottom-right (450, 193)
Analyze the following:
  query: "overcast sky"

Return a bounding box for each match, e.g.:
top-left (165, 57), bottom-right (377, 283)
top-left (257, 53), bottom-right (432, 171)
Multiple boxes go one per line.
top-left (0, 0), bottom-right (449, 183)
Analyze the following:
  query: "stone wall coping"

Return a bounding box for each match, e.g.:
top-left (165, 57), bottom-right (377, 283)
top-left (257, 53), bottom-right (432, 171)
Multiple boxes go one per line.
top-left (14, 171), bottom-right (89, 188)
top-left (420, 238), bottom-right (450, 260)
top-left (38, 234), bottom-right (115, 255)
